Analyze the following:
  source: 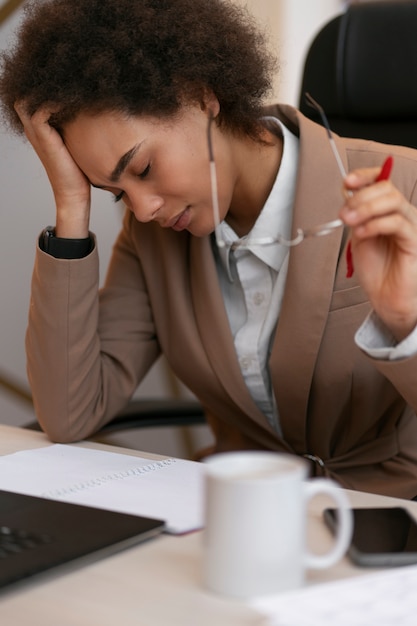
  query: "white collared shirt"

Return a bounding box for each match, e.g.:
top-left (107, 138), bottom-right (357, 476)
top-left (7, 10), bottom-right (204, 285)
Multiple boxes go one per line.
top-left (213, 116), bottom-right (417, 433)
top-left (356, 311), bottom-right (417, 360)
top-left (213, 118), bottom-right (298, 432)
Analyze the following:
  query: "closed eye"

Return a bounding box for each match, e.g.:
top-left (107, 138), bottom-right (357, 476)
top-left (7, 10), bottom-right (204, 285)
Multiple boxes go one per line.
top-left (139, 163), bottom-right (151, 179)
top-left (112, 162), bottom-right (150, 202)
top-left (113, 190), bottom-right (124, 203)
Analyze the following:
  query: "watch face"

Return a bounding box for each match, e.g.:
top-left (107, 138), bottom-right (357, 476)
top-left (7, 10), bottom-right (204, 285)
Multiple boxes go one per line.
top-left (41, 227), bottom-right (55, 252)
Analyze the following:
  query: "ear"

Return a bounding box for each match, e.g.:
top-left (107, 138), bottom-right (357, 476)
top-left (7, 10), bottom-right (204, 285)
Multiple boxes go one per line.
top-left (200, 89), bottom-right (220, 119)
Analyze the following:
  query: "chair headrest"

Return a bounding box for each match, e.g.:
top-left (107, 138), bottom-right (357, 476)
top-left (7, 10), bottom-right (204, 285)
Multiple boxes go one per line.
top-left (337, 1), bottom-right (417, 119)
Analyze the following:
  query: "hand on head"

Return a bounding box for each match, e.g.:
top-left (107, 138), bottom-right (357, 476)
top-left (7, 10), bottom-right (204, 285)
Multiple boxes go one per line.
top-left (14, 101), bottom-right (91, 238)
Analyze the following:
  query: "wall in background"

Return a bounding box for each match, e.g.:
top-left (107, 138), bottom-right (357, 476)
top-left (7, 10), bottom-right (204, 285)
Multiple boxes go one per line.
top-left (0, 0), bottom-right (343, 435)
top-left (233, 0), bottom-right (342, 106)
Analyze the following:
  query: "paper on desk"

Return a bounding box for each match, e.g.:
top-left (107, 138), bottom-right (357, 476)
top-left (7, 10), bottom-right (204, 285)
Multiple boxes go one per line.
top-left (251, 563), bottom-right (417, 626)
top-left (0, 444), bottom-right (205, 534)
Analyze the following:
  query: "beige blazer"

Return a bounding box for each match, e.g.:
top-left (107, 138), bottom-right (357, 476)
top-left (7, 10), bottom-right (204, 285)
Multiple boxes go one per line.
top-left (26, 104), bottom-right (417, 498)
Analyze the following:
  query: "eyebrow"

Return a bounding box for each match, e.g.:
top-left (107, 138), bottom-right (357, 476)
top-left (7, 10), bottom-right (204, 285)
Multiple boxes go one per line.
top-left (109, 143), bottom-right (142, 183)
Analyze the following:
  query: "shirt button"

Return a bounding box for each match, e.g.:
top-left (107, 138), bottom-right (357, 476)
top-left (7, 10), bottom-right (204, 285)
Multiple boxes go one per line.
top-left (253, 292), bottom-right (265, 306)
top-left (240, 356), bottom-right (251, 370)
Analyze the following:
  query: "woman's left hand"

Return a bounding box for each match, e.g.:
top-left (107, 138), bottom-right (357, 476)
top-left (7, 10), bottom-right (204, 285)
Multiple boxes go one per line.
top-left (339, 165), bottom-right (417, 341)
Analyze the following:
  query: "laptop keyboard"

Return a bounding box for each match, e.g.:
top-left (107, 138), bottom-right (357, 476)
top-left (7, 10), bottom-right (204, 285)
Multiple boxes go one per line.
top-left (0, 526), bottom-right (52, 558)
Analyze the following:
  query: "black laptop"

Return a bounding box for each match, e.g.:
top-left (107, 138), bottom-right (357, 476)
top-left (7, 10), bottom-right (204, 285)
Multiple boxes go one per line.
top-left (0, 489), bottom-right (165, 589)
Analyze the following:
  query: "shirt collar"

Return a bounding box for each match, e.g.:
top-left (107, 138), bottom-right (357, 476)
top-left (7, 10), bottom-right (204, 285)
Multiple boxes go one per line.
top-left (216, 117), bottom-right (300, 278)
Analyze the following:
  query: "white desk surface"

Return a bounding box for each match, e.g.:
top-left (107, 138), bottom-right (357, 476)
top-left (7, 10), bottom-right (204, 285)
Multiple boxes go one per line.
top-left (0, 424), bottom-right (416, 626)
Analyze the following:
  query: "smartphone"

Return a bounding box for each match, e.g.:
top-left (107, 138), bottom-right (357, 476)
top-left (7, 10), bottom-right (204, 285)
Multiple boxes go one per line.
top-left (323, 506), bottom-right (417, 567)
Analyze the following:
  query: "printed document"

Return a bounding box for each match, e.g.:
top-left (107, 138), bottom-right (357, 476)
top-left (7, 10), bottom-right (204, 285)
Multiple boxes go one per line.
top-left (0, 444), bottom-right (205, 534)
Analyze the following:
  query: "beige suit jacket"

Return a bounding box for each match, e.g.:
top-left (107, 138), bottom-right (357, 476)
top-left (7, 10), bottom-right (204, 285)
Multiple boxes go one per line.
top-left (26, 104), bottom-right (417, 498)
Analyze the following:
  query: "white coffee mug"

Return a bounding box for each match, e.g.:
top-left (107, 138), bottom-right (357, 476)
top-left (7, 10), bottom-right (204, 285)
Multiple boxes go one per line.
top-left (202, 451), bottom-right (353, 599)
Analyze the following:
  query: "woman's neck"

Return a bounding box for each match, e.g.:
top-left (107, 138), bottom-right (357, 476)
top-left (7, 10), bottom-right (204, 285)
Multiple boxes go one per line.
top-left (226, 127), bottom-right (283, 237)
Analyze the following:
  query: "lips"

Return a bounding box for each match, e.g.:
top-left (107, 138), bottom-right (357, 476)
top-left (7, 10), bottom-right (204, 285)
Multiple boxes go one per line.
top-left (170, 207), bottom-right (191, 232)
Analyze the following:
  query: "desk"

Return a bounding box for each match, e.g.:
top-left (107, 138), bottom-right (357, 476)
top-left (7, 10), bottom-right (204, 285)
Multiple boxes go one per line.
top-left (0, 424), bottom-right (416, 626)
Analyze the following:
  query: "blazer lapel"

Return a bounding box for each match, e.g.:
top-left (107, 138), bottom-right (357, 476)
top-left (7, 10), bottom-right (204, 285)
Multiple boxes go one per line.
top-left (270, 109), bottom-right (348, 452)
top-left (189, 236), bottom-right (277, 433)
top-left (189, 106), bottom-right (350, 451)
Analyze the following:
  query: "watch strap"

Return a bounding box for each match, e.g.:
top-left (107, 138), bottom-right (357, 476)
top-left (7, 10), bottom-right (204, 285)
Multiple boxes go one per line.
top-left (40, 227), bottom-right (93, 259)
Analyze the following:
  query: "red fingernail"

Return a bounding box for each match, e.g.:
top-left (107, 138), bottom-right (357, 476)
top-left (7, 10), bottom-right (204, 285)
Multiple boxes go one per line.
top-left (375, 155), bottom-right (393, 182)
top-left (346, 240), bottom-right (354, 278)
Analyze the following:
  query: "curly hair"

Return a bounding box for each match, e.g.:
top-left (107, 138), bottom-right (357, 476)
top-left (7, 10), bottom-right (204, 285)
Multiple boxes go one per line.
top-left (0, 0), bottom-right (277, 139)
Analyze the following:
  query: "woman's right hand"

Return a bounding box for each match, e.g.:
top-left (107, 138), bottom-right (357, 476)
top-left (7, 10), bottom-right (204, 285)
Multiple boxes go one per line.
top-left (14, 103), bottom-right (91, 238)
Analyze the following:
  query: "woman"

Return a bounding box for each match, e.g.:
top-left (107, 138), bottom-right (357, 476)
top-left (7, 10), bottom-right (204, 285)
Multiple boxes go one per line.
top-left (2, 0), bottom-right (417, 498)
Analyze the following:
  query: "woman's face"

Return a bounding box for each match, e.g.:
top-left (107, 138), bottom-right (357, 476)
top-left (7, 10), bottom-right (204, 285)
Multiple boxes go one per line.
top-left (63, 104), bottom-right (237, 237)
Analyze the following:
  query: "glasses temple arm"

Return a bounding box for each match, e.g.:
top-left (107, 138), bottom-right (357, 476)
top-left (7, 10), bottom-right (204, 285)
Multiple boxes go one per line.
top-left (207, 115), bottom-right (226, 248)
top-left (304, 92), bottom-right (348, 179)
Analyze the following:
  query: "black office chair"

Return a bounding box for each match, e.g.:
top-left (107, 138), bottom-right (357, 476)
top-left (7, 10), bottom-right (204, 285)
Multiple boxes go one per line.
top-left (299, 0), bottom-right (417, 148)
top-left (23, 397), bottom-right (206, 431)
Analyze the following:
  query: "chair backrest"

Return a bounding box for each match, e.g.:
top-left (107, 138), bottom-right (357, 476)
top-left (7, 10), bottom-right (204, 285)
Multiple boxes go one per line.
top-left (298, 0), bottom-right (417, 148)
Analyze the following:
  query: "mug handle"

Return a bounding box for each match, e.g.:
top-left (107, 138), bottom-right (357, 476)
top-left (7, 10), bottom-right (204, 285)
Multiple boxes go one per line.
top-left (304, 479), bottom-right (353, 570)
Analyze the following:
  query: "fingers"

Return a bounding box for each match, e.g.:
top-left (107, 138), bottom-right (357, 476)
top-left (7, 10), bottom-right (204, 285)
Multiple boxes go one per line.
top-left (14, 100), bottom-right (59, 122)
top-left (14, 101), bottom-right (60, 146)
top-left (13, 100), bottom-right (27, 120)
top-left (339, 174), bottom-right (417, 247)
top-left (13, 100), bottom-right (92, 225)
top-left (340, 161), bottom-right (417, 339)
top-left (15, 100), bottom-right (45, 128)
top-left (342, 181), bottom-right (403, 227)
top-left (344, 166), bottom-right (383, 192)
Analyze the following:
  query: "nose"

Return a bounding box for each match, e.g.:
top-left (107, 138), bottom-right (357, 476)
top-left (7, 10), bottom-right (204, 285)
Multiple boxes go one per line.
top-left (126, 192), bottom-right (164, 223)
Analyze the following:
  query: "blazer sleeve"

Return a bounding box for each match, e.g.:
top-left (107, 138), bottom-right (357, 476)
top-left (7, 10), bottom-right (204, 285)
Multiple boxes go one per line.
top-left (26, 215), bottom-right (160, 442)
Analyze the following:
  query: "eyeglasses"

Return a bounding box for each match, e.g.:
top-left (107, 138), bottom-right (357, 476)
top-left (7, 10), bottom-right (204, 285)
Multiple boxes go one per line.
top-left (208, 93), bottom-right (346, 250)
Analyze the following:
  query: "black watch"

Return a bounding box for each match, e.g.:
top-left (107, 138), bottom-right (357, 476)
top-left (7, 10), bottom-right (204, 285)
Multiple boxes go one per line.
top-left (40, 226), bottom-right (93, 259)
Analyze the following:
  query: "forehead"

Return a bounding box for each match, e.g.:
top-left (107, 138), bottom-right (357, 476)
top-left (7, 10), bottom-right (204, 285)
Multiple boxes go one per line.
top-left (62, 112), bottom-right (139, 179)
top-left (63, 106), bottom-right (205, 154)
top-left (64, 110), bottom-right (163, 144)
top-left (62, 105), bottom-right (207, 181)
